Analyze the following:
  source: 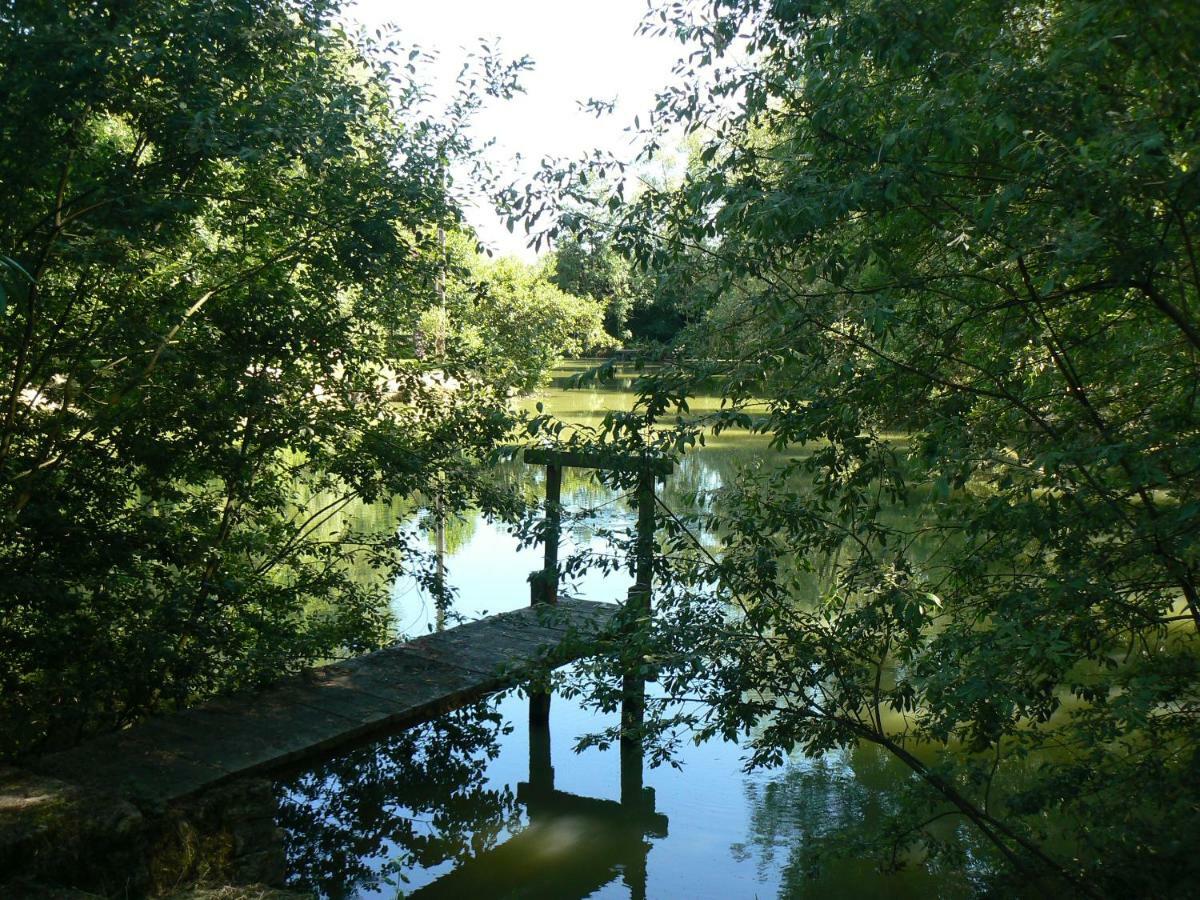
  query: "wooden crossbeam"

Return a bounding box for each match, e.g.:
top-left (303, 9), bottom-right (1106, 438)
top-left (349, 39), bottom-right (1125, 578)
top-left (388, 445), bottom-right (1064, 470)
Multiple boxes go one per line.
top-left (523, 447), bottom-right (674, 476)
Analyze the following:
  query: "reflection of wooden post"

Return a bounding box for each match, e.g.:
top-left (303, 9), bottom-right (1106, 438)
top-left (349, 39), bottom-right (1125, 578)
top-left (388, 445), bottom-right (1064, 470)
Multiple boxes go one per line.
top-left (532, 463), bottom-right (562, 606)
top-left (529, 691), bottom-right (553, 794)
top-left (620, 673), bottom-right (650, 900)
top-left (621, 467), bottom-right (655, 810)
top-left (620, 675), bottom-right (646, 808)
top-left (623, 840), bottom-right (649, 900)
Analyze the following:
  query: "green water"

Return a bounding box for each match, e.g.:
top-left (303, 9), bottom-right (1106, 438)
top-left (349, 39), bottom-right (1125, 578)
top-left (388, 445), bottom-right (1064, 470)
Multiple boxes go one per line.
top-left (273, 360), bottom-right (990, 898)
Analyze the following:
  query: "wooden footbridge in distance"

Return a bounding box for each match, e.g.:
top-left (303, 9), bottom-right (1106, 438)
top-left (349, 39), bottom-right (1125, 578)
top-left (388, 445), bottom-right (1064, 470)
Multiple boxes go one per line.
top-left (30, 447), bottom-right (673, 809)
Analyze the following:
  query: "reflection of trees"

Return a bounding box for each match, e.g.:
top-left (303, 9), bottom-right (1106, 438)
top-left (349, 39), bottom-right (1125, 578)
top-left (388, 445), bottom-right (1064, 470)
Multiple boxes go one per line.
top-left (735, 744), bottom-right (981, 899)
top-left (275, 701), bottom-right (519, 898)
top-left (412, 504), bottom-right (478, 557)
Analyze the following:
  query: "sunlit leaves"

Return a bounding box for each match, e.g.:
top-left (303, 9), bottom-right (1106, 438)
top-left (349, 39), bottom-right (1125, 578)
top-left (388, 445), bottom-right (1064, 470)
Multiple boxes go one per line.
top-left (0, 0), bottom-right (527, 758)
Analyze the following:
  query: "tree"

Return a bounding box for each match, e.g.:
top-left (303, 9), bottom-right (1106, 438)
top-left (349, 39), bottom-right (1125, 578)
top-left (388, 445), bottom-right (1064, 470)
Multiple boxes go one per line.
top-left (0, 0), bottom-right (527, 757)
top-left (446, 254), bottom-right (615, 393)
top-left (548, 227), bottom-right (692, 345)
top-left (521, 0), bottom-right (1200, 891)
top-left (547, 233), bottom-right (636, 339)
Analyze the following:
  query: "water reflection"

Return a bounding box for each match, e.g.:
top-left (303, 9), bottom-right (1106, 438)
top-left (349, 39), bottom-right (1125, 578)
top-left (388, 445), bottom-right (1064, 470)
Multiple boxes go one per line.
top-left (275, 680), bottom-right (667, 900)
top-left (275, 704), bottom-right (520, 897)
top-left (271, 676), bottom-right (984, 899)
top-left (733, 744), bottom-right (980, 899)
top-left (408, 684), bottom-right (665, 900)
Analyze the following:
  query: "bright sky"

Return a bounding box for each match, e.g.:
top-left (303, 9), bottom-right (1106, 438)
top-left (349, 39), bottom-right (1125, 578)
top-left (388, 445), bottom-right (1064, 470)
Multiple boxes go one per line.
top-left (346, 0), bottom-right (686, 258)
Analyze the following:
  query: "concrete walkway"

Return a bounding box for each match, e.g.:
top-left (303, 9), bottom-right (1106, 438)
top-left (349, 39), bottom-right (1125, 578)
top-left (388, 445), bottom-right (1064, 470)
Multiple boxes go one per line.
top-left (30, 599), bottom-right (618, 806)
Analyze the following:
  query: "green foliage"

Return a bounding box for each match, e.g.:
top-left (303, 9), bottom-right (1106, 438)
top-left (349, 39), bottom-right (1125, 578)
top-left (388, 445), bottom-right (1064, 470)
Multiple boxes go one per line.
top-left (431, 248), bottom-right (615, 393)
top-left (547, 227), bottom-right (691, 345)
top-left (523, 0), bottom-right (1200, 891)
top-left (548, 233), bottom-right (637, 338)
top-left (0, 1), bottom-right (527, 757)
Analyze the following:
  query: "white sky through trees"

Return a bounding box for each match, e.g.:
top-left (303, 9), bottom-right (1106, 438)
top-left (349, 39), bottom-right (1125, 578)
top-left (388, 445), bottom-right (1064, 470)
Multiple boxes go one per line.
top-left (348, 0), bottom-right (684, 258)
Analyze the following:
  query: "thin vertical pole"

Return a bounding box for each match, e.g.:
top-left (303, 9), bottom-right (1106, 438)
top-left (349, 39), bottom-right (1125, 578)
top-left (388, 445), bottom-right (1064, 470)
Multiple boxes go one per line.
top-left (435, 163), bottom-right (447, 359)
top-left (533, 463), bottom-right (562, 605)
top-left (434, 480), bottom-right (447, 631)
top-left (433, 165), bottom-right (448, 628)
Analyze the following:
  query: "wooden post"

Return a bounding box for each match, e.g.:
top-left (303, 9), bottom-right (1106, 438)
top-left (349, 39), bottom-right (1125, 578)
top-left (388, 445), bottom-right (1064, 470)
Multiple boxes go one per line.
top-left (631, 469), bottom-right (655, 615)
top-left (622, 474), bottom-right (653, 811)
top-left (532, 463), bottom-right (562, 605)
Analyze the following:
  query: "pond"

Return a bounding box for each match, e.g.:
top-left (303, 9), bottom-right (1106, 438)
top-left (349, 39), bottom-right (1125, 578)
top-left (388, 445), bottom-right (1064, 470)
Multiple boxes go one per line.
top-left (272, 360), bottom-right (988, 898)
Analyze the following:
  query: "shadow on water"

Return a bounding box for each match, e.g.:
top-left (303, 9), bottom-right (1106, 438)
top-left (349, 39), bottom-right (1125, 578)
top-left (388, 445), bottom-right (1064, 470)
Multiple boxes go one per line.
top-left (272, 702), bottom-right (518, 898)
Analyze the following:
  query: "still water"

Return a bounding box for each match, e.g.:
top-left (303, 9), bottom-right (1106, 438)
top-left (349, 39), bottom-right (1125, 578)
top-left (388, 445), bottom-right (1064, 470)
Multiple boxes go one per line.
top-left (273, 361), bottom-right (983, 898)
